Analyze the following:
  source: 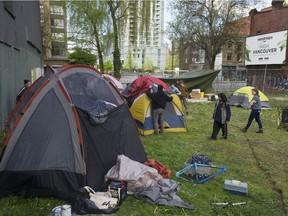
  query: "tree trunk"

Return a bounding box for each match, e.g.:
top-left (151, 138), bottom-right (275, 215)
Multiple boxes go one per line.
top-left (96, 37), bottom-right (104, 73)
top-left (92, 24), bottom-right (104, 73)
top-left (108, 1), bottom-right (122, 78)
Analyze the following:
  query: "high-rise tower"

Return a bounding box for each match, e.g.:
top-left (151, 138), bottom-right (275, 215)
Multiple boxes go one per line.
top-left (121, 0), bottom-right (167, 71)
top-left (40, 0), bottom-right (69, 66)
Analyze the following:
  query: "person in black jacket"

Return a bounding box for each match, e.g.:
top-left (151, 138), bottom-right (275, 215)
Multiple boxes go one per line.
top-left (16, 79), bottom-right (32, 103)
top-left (146, 85), bottom-right (173, 135)
top-left (209, 93), bottom-right (231, 140)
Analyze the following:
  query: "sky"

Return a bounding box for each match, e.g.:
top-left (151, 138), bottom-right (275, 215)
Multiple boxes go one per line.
top-left (164, 0), bottom-right (273, 31)
top-left (163, 0), bottom-right (273, 42)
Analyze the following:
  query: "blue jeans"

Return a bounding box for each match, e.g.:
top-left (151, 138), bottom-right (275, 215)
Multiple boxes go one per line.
top-left (245, 109), bottom-right (263, 130)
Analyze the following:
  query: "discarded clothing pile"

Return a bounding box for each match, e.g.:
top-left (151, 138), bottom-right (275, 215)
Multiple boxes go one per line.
top-left (105, 155), bottom-right (195, 210)
top-left (134, 179), bottom-right (195, 210)
top-left (192, 154), bottom-right (211, 165)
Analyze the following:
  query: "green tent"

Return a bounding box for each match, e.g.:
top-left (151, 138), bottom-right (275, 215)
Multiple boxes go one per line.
top-left (160, 70), bottom-right (220, 91)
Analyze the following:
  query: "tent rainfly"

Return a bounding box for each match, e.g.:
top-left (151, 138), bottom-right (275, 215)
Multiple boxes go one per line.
top-left (0, 65), bottom-right (147, 201)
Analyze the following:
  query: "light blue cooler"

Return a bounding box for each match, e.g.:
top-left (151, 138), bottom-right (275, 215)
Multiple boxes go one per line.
top-left (224, 180), bottom-right (248, 196)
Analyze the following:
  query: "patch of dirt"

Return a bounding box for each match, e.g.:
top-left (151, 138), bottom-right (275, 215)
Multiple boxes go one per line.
top-left (254, 140), bottom-right (288, 152)
top-left (273, 97), bottom-right (288, 101)
top-left (247, 138), bottom-right (287, 216)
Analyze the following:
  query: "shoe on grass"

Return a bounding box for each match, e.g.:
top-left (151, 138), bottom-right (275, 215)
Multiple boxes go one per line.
top-left (256, 129), bottom-right (263, 133)
top-left (240, 128), bottom-right (247, 132)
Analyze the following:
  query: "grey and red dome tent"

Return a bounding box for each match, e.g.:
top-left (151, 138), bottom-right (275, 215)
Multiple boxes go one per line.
top-left (0, 65), bottom-right (147, 201)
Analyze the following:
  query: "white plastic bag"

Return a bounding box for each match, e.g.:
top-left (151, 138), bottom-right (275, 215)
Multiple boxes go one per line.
top-left (83, 186), bottom-right (118, 209)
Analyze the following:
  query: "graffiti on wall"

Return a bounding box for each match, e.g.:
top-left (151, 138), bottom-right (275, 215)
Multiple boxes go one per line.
top-left (248, 72), bottom-right (288, 92)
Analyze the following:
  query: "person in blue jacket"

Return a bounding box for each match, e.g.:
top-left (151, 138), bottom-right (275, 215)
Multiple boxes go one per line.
top-left (209, 93), bottom-right (231, 140)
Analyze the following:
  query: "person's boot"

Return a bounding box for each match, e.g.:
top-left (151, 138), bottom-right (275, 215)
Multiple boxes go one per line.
top-left (240, 128), bottom-right (247, 132)
top-left (256, 129), bottom-right (263, 133)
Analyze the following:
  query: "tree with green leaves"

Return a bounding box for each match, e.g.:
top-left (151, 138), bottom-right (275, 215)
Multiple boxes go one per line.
top-left (167, 0), bottom-right (261, 69)
top-left (166, 53), bottom-right (179, 70)
top-left (68, 0), bottom-right (155, 76)
top-left (106, 0), bottom-right (130, 78)
top-left (123, 50), bottom-right (136, 71)
top-left (68, 1), bottom-right (111, 73)
top-left (103, 60), bottom-right (113, 72)
top-left (68, 47), bottom-right (96, 66)
top-left (143, 57), bottom-right (154, 72)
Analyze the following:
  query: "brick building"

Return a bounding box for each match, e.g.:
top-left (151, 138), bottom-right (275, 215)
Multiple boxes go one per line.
top-left (221, 16), bottom-right (250, 82)
top-left (247, 0), bottom-right (288, 93)
top-left (179, 44), bottom-right (205, 71)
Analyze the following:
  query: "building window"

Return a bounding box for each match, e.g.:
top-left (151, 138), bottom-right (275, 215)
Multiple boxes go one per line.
top-left (227, 53), bottom-right (232, 61)
top-left (50, 5), bottom-right (64, 15)
top-left (237, 42), bottom-right (243, 51)
top-left (51, 19), bottom-right (64, 28)
top-left (227, 41), bottom-right (233, 50)
top-left (237, 53), bottom-right (242, 61)
top-left (52, 44), bottom-right (65, 56)
top-left (52, 32), bottom-right (65, 42)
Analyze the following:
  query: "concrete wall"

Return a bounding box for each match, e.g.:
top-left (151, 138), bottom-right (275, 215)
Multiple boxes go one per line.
top-left (0, 1), bottom-right (42, 131)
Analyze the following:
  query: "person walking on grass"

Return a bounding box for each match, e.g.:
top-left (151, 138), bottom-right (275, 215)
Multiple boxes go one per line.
top-left (146, 85), bottom-right (173, 135)
top-left (209, 93), bottom-right (231, 140)
top-left (240, 88), bottom-right (263, 133)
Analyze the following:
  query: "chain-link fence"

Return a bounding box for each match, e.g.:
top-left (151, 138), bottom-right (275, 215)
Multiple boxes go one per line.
top-left (247, 69), bottom-right (288, 93)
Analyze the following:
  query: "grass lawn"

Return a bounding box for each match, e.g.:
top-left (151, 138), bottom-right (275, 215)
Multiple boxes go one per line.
top-left (0, 94), bottom-right (287, 216)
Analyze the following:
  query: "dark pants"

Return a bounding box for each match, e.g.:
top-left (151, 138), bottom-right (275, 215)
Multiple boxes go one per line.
top-left (245, 109), bottom-right (263, 130)
top-left (211, 121), bottom-right (227, 139)
top-left (153, 108), bottom-right (164, 133)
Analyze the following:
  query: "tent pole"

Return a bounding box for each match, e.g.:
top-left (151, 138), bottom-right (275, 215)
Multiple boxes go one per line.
top-left (262, 64), bottom-right (267, 92)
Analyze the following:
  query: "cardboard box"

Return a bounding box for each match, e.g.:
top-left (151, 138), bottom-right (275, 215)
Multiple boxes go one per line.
top-left (224, 180), bottom-right (248, 196)
top-left (191, 92), bottom-right (201, 99)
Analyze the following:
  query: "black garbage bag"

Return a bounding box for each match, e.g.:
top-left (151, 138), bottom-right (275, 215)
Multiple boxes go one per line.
top-left (72, 187), bottom-right (119, 215)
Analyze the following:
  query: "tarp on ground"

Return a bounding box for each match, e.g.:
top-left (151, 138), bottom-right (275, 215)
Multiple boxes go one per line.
top-left (160, 70), bottom-right (220, 91)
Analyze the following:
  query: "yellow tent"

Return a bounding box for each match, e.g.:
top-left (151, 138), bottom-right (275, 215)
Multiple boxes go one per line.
top-left (130, 94), bottom-right (187, 135)
top-left (229, 86), bottom-right (271, 109)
